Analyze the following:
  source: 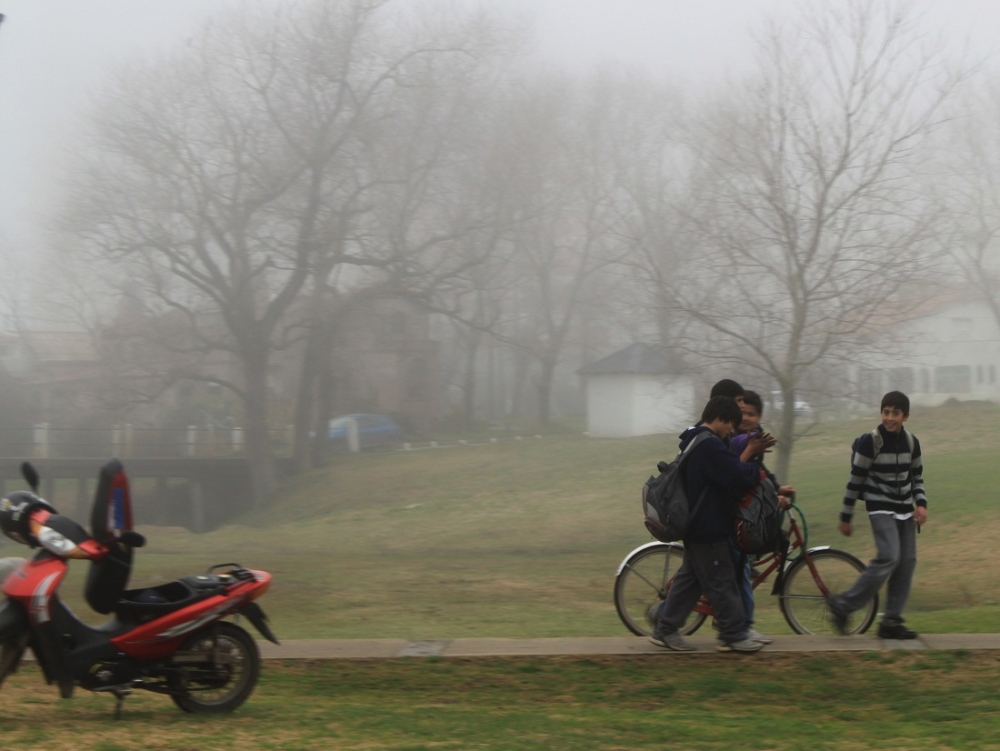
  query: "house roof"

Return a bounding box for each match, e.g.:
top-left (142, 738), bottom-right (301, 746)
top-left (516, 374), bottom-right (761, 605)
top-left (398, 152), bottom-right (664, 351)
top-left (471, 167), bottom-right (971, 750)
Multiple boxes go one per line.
top-left (578, 343), bottom-right (676, 376)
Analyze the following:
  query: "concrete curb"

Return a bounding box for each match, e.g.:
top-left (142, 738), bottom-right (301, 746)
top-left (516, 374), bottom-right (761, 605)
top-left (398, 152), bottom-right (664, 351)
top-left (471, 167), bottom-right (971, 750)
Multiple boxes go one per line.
top-left (257, 634), bottom-right (1000, 660)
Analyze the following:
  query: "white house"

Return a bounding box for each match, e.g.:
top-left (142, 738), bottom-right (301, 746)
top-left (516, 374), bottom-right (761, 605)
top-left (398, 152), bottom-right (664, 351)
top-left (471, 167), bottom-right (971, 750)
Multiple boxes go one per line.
top-left (578, 343), bottom-right (696, 437)
top-left (849, 296), bottom-right (1000, 407)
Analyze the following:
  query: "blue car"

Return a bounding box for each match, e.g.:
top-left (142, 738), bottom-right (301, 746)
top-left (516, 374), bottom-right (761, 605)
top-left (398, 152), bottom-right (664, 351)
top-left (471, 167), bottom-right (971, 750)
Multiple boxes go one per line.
top-left (328, 414), bottom-right (402, 451)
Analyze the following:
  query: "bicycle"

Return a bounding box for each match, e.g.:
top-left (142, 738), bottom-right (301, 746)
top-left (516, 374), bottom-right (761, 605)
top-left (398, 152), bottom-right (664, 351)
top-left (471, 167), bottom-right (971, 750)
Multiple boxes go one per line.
top-left (613, 503), bottom-right (876, 636)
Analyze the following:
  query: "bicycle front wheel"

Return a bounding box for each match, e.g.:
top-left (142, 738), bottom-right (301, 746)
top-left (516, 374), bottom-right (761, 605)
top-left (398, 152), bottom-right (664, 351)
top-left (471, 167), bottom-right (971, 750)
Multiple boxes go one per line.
top-left (613, 543), bottom-right (707, 637)
top-left (779, 548), bottom-right (877, 635)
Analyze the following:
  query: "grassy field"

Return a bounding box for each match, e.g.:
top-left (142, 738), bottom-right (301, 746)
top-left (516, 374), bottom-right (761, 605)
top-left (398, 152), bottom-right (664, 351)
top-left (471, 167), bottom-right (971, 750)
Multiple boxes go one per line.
top-left (20, 399), bottom-right (1000, 639)
top-left (2, 653), bottom-right (1000, 750)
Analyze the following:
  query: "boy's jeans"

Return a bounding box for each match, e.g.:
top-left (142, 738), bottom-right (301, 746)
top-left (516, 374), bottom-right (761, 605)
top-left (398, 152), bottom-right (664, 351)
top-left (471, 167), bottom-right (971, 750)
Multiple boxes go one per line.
top-left (655, 539), bottom-right (748, 642)
top-left (728, 539), bottom-right (754, 626)
top-left (830, 514), bottom-right (917, 626)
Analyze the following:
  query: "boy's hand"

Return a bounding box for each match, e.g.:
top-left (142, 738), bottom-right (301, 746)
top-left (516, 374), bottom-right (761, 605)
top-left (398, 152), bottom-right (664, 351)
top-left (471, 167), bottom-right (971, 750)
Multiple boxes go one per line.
top-left (747, 432), bottom-right (777, 454)
top-left (914, 507), bottom-right (928, 527)
top-left (838, 521), bottom-right (852, 537)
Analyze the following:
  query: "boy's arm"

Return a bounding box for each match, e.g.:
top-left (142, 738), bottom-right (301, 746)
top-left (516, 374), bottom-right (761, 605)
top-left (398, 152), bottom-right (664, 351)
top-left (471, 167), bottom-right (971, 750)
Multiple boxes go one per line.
top-left (910, 434), bottom-right (928, 524)
top-left (729, 432), bottom-right (749, 456)
top-left (841, 434), bottom-right (874, 533)
top-left (702, 436), bottom-right (760, 493)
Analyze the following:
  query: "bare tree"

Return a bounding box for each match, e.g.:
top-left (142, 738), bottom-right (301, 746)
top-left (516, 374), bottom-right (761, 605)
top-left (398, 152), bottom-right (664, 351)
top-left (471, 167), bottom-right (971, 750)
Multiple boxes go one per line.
top-left (59, 0), bottom-right (521, 498)
top-left (940, 79), bottom-right (1000, 327)
top-left (638, 0), bottom-right (961, 479)
top-left (495, 74), bottom-right (629, 425)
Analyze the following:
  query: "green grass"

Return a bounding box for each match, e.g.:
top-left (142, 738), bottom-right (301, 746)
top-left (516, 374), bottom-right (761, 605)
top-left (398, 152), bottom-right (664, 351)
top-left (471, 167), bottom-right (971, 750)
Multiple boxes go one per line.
top-left (19, 399), bottom-right (1000, 639)
top-left (2, 654), bottom-right (999, 750)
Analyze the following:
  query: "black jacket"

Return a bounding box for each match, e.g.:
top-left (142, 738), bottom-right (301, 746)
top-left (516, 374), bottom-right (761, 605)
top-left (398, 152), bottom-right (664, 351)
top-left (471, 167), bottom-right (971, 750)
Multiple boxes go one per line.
top-left (679, 426), bottom-right (761, 543)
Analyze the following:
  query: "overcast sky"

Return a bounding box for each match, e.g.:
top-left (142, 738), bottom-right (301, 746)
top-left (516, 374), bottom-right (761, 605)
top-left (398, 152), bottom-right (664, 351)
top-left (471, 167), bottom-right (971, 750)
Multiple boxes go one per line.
top-left (0, 0), bottom-right (998, 249)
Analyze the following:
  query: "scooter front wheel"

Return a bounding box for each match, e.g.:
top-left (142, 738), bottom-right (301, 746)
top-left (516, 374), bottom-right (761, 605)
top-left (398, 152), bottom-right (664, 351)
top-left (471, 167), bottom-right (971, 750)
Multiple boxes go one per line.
top-left (170, 621), bottom-right (260, 713)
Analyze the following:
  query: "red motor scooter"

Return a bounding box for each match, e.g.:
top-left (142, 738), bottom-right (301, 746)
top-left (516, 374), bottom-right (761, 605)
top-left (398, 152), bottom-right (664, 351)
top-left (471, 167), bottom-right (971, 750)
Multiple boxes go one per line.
top-left (0, 459), bottom-right (278, 717)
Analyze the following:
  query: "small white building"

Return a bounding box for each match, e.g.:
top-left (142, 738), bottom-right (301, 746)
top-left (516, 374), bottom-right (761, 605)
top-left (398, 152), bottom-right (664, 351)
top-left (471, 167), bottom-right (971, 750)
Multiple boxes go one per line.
top-left (849, 296), bottom-right (1000, 407)
top-left (578, 343), bottom-right (696, 438)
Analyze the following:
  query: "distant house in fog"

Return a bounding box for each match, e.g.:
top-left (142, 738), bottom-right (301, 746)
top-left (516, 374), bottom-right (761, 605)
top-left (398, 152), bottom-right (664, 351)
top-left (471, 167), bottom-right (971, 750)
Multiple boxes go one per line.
top-left (849, 295), bottom-right (1000, 407)
top-left (578, 343), bottom-right (696, 438)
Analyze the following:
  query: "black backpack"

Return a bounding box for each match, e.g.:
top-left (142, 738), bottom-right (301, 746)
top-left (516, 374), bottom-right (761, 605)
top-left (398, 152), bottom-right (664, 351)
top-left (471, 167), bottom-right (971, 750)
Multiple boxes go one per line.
top-left (641, 432), bottom-right (711, 542)
top-left (732, 470), bottom-right (784, 554)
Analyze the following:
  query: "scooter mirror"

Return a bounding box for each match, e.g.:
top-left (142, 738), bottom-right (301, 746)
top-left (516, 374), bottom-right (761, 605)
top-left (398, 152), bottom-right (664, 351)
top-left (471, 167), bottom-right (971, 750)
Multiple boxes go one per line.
top-left (119, 530), bottom-right (146, 548)
top-left (20, 462), bottom-right (39, 493)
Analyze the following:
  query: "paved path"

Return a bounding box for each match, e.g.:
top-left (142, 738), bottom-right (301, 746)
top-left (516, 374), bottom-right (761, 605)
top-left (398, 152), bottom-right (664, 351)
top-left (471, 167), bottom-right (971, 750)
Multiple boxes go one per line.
top-left (257, 633), bottom-right (1000, 659)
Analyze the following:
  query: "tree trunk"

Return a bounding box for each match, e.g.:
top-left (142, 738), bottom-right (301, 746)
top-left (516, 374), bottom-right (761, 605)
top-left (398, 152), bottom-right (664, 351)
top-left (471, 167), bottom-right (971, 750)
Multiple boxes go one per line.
top-left (292, 340), bottom-right (320, 473)
top-left (774, 390), bottom-right (797, 483)
top-left (461, 332), bottom-right (481, 429)
top-left (310, 363), bottom-right (335, 468)
top-left (535, 357), bottom-right (557, 426)
top-left (242, 356), bottom-right (277, 502)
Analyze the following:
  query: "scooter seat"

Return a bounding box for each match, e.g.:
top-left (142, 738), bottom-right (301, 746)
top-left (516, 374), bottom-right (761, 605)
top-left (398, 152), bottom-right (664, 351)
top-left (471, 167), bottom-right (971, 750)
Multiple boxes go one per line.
top-left (116, 576), bottom-right (227, 620)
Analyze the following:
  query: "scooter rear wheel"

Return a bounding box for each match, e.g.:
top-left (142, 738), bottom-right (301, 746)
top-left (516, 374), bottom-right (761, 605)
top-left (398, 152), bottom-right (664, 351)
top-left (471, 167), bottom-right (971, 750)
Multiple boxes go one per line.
top-left (170, 621), bottom-right (260, 713)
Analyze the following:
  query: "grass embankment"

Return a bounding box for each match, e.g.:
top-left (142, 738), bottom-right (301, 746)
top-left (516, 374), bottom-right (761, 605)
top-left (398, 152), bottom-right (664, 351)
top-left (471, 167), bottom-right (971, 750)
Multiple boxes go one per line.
top-left (30, 400), bottom-right (1000, 638)
top-left (2, 653), bottom-right (999, 750)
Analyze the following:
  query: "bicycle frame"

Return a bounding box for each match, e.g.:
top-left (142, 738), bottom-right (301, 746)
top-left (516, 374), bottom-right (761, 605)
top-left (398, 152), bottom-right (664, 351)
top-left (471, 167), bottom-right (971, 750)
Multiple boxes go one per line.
top-left (614, 501), bottom-right (877, 636)
top-left (692, 503), bottom-right (834, 616)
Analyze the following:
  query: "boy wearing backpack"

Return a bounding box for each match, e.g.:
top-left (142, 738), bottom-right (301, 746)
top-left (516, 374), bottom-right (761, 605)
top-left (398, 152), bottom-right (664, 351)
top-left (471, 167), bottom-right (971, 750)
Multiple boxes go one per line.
top-left (650, 396), bottom-right (773, 653)
top-left (828, 391), bottom-right (927, 639)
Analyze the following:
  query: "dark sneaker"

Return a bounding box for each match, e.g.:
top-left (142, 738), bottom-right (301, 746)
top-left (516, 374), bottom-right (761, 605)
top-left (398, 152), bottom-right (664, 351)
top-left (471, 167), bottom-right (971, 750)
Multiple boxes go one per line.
top-left (717, 638), bottom-right (765, 653)
top-left (649, 630), bottom-right (697, 651)
top-left (827, 599), bottom-right (850, 635)
top-left (877, 623), bottom-right (918, 640)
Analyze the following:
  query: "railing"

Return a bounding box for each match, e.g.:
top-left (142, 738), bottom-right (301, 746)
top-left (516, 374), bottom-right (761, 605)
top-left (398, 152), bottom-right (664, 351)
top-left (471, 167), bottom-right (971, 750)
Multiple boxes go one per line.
top-left (23, 424), bottom-right (296, 459)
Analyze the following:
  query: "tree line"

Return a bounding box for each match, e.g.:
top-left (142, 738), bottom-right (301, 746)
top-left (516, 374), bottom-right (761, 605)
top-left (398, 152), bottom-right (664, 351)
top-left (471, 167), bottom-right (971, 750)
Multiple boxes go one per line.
top-left (35, 0), bottom-right (1000, 495)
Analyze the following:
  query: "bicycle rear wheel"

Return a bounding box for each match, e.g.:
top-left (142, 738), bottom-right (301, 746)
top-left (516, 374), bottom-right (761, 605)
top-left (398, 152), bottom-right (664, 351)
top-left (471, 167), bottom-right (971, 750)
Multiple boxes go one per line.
top-left (779, 548), bottom-right (877, 635)
top-left (613, 543), bottom-right (707, 637)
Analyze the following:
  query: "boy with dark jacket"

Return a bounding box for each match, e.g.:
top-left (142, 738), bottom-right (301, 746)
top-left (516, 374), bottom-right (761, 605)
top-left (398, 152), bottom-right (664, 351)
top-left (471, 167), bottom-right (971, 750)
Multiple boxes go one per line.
top-left (650, 396), bottom-right (772, 653)
top-left (829, 391), bottom-right (928, 639)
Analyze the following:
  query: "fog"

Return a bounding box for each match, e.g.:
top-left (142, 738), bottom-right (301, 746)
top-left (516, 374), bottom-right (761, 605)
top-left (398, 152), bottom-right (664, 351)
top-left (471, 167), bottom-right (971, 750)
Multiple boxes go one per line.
top-left (0, 0), bottom-right (999, 496)
top-left (3, 0), bottom-right (995, 242)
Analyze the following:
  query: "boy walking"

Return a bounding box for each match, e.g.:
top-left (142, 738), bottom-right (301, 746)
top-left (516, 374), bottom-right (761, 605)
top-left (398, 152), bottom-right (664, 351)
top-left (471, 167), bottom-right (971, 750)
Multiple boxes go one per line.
top-left (829, 391), bottom-right (928, 639)
top-left (650, 396), bottom-right (772, 653)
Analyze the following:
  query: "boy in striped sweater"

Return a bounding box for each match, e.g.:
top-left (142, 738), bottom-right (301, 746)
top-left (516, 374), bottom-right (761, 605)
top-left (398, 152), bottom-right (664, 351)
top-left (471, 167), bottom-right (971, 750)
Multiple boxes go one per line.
top-left (828, 391), bottom-right (928, 639)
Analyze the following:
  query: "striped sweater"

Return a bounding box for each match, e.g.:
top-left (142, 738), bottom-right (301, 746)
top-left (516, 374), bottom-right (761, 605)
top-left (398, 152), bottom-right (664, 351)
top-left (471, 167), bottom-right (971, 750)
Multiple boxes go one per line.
top-left (840, 425), bottom-right (927, 523)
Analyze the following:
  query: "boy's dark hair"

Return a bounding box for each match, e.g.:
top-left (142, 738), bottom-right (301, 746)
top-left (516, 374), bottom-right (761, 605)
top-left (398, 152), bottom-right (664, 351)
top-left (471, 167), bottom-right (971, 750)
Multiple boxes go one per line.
top-left (743, 390), bottom-right (763, 415)
top-left (881, 390), bottom-right (910, 416)
top-left (700, 396), bottom-right (743, 426)
top-left (710, 379), bottom-right (744, 400)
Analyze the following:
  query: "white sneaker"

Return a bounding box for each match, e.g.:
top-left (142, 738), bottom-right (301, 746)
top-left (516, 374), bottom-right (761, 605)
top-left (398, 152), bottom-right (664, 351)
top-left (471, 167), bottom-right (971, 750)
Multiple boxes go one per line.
top-left (747, 628), bottom-right (773, 644)
top-left (649, 631), bottom-right (697, 651)
top-left (717, 638), bottom-right (765, 653)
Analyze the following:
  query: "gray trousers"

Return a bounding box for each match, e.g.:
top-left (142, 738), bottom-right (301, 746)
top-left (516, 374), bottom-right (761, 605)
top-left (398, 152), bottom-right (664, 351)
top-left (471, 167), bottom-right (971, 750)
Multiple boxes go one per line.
top-left (831, 514), bottom-right (917, 626)
top-left (656, 539), bottom-right (747, 642)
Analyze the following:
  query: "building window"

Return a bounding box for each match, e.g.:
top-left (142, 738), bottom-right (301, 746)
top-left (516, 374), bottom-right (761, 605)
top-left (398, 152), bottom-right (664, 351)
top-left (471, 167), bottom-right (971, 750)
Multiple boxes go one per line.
top-left (389, 312), bottom-right (407, 338)
top-left (858, 368), bottom-right (882, 406)
top-left (407, 358), bottom-right (427, 399)
top-left (951, 318), bottom-right (974, 338)
top-left (934, 365), bottom-right (971, 394)
top-left (887, 367), bottom-right (914, 394)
